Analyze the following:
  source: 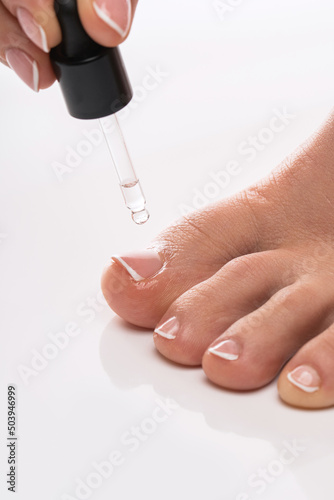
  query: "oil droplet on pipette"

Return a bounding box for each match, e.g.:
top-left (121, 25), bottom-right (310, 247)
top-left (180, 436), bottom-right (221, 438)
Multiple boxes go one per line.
top-left (132, 209), bottom-right (150, 225)
top-left (99, 116), bottom-right (149, 225)
top-left (120, 180), bottom-right (150, 225)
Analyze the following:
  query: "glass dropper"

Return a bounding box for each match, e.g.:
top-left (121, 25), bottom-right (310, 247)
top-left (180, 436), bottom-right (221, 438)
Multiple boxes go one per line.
top-left (99, 114), bottom-right (149, 225)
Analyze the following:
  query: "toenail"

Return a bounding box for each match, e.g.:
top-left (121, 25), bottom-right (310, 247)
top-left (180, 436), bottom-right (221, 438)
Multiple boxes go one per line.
top-left (287, 365), bottom-right (321, 393)
top-left (111, 250), bottom-right (162, 281)
top-left (154, 317), bottom-right (179, 340)
top-left (208, 339), bottom-right (241, 360)
top-left (209, 339), bottom-right (241, 361)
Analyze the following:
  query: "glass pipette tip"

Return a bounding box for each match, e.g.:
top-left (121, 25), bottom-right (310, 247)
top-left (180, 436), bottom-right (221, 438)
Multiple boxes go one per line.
top-left (99, 115), bottom-right (149, 225)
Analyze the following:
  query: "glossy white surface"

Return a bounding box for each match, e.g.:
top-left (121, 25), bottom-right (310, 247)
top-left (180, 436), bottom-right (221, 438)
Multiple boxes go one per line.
top-left (1, 0), bottom-right (334, 498)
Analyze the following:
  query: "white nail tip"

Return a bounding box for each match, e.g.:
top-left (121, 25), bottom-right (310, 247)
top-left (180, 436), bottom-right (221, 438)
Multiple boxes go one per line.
top-left (208, 348), bottom-right (239, 361)
top-left (32, 61), bottom-right (39, 92)
top-left (154, 317), bottom-right (178, 340)
top-left (39, 25), bottom-right (49, 53)
top-left (112, 255), bottom-right (143, 281)
top-left (287, 372), bottom-right (319, 393)
top-left (93, 1), bottom-right (131, 38)
top-left (154, 328), bottom-right (176, 340)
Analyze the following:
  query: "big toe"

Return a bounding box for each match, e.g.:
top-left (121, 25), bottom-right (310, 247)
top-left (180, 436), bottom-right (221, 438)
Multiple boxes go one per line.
top-left (101, 201), bottom-right (260, 328)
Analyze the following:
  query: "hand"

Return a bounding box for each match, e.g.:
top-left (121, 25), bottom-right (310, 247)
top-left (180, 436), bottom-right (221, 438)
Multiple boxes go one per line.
top-left (0, 0), bottom-right (138, 91)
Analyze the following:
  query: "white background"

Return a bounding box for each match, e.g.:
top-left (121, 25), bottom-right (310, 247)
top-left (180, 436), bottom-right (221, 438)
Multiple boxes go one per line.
top-left (1, 0), bottom-right (334, 498)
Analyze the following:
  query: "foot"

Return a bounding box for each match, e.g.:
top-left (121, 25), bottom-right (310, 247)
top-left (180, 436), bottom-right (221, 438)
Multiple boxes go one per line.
top-left (102, 112), bottom-right (334, 410)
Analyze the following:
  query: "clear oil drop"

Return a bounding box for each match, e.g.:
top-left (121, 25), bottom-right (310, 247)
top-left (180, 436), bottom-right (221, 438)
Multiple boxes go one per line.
top-left (99, 115), bottom-right (149, 225)
top-left (120, 180), bottom-right (150, 224)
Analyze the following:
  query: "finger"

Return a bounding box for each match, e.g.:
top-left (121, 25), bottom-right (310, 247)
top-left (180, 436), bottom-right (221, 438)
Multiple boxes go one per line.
top-left (78, 0), bottom-right (139, 46)
top-left (0, 2), bottom-right (55, 90)
top-left (5, 0), bottom-right (139, 54)
top-left (2, 0), bottom-right (61, 52)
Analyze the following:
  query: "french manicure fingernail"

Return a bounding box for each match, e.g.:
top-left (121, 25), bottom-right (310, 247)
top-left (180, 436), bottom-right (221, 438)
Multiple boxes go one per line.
top-left (208, 339), bottom-right (241, 360)
top-left (111, 250), bottom-right (163, 281)
top-left (5, 49), bottom-right (39, 92)
top-left (287, 365), bottom-right (320, 393)
top-left (17, 7), bottom-right (49, 53)
top-left (93, 0), bottom-right (131, 38)
top-left (154, 317), bottom-right (179, 340)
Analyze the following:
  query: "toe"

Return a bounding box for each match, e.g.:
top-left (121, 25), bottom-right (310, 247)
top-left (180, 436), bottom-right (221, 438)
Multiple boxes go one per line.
top-left (278, 321), bottom-right (334, 409)
top-left (101, 246), bottom-right (214, 328)
top-left (102, 201), bottom-right (260, 328)
top-left (202, 277), bottom-right (333, 390)
top-left (153, 251), bottom-right (290, 366)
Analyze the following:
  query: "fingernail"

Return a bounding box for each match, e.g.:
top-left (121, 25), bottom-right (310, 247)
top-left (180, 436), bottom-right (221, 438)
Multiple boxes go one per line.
top-left (111, 250), bottom-right (163, 281)
top-left (287, 365), bottom-right (320, 393)
top-left (93, 0), bottom-right (131, 38)
top-left (17, 7), bottom-right (49, 53)
top-left (154, 317), bottom-right (179, 340)
top-left (5, 49), bottom-right (39, 92)
top-left (208, 339), bottom-right (241, 360)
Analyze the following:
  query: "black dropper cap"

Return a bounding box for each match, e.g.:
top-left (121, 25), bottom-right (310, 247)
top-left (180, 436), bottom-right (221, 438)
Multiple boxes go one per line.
top-left (50, 0), bottom-right (133, 120)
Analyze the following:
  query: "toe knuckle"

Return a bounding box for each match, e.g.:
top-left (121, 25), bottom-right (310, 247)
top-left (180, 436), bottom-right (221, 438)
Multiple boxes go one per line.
top-left (278, 281), bottom-right (324, 314)
top-left (223, 254), bottom-right (265, 281)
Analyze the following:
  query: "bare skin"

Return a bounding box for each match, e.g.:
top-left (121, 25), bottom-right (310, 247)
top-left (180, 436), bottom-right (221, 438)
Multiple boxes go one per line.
top-left (102, 112), bottom-right (334, 410)
top-left (3, 1), bottom-right (334, 410)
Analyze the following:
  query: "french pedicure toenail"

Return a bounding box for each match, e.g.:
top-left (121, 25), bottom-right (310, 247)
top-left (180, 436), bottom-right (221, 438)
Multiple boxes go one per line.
top-left (208, 339), bottom-right (241, 361)
top-left (154, 317), bottom-right (179, 340)
top-left (93, 0), bottom-right (131, 38)
top-left (17, 7), bottom-right (49, 53)
top-left (111, 250), bottom-right (163, 281)
top-left (287, 365), bottom-right (321, 393)
top-left (5, 49), bottom-right (39, 92)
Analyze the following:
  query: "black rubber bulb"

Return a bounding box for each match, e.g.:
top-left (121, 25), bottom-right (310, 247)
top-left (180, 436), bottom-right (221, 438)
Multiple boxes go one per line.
top-left (53, 0), bottom-right (100, 59)
top-left (50, 0), bottom-right (133, 119)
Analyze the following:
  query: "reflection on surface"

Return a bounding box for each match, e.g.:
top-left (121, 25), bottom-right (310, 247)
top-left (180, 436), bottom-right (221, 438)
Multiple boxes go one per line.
top-left (100, 316), bottom-right (334, 453)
